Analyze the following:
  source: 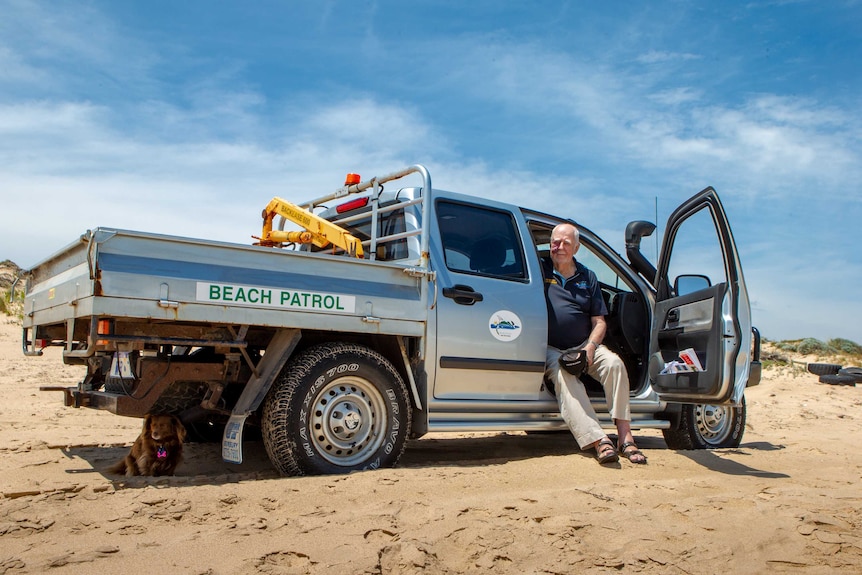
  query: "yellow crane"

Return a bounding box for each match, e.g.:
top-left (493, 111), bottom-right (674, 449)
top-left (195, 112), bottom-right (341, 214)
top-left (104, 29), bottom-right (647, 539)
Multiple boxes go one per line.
top-left (256, 167), bottom-right (426, 259)
top-left (255, 196), bottom-right (365, 258)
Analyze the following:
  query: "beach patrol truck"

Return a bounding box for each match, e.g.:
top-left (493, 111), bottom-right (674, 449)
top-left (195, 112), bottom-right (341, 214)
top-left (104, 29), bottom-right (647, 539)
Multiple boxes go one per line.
top-left (23, 165), bottom-right (760, 476)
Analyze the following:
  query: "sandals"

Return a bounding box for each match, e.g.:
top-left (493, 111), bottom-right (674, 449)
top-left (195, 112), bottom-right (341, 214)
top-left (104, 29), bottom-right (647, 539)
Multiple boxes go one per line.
top-left (618, 441), bottom-right (648, 464)
top-left (595, 438), bottom-right (619, 464)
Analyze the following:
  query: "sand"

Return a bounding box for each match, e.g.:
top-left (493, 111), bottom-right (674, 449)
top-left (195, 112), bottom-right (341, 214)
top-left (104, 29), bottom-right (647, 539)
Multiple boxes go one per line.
top-left (1, 317), bottom-right (861, 574)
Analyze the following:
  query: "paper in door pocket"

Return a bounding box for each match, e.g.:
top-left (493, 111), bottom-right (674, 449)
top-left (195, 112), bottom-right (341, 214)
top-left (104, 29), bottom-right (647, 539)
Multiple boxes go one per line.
top-left (678, 348), bottom-right (704, 371)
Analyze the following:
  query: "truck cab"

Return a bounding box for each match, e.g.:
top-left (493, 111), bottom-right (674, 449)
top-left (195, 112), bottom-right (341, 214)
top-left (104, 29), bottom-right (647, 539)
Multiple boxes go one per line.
top-left (313, 173), bottom-right (761, 450)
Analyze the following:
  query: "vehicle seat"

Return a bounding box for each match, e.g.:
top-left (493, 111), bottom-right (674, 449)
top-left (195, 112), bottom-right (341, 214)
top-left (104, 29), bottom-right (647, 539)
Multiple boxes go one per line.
top-left (469, 238), bottom-right (506, 275)
top-left (606, 291), bottom-right (648, 357)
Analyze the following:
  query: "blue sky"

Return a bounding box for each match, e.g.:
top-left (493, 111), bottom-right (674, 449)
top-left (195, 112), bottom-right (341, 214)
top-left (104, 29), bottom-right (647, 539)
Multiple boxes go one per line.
top-left (1, 1), bottom-right (860, 343)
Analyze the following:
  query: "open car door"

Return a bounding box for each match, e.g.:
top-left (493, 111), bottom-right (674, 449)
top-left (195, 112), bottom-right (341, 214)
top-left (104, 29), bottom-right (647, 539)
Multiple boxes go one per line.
top-left (649, 187), bottom-right (753, 405)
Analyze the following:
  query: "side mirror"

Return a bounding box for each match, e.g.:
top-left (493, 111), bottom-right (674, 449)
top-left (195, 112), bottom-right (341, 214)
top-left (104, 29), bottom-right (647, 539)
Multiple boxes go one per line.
top-left (674, 274), bottom-right (711, 296)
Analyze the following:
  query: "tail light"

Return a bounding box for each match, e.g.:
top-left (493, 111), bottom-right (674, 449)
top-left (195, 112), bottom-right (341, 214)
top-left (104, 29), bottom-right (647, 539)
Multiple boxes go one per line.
top-left (336, 197), bottom-right (370, 214)
top-left (97, 319), bottom-right (113, 346)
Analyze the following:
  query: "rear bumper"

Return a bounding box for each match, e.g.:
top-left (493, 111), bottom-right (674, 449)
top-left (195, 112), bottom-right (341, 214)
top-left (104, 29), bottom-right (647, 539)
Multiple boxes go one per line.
top-left (39, 386), bottom-right (148, 416)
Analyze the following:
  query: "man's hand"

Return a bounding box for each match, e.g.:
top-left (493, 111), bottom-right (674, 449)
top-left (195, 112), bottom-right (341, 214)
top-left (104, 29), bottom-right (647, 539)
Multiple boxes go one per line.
top-left (585, 341), bottom-right (598, 365)
top-left (587, 316), bottom-right (607, 366)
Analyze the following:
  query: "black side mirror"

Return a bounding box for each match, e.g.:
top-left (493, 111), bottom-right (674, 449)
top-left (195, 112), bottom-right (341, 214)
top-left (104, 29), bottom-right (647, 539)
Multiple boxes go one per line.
top-left (674, 274), bottom-right (711, 296)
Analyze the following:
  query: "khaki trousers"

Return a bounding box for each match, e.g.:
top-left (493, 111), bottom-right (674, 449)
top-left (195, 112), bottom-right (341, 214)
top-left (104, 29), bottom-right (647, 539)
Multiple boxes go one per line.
top-left (545, 345), bottom-right (631, 449)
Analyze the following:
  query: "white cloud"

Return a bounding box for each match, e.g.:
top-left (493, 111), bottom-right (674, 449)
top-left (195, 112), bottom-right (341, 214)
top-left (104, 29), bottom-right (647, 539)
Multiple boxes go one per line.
top-left (0, 0), bottom-right (158, 99)
top-left (636, 50), bottom-right (701, 64)
top-left (649, 87), bottom-right (704, 106)
top-left (0, 92), bottom-right (454, 268)
top-left (0, 45), bottom-right (45, 85)
top-left (433, 37), bottom-right (862, 204)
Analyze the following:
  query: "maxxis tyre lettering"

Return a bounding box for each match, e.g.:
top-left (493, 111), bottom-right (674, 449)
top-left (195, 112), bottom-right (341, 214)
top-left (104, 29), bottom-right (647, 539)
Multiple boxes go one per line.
top-left (261, 342), bottom-right (411, 476)
top-left (662, 396), bottom-right (746, 450)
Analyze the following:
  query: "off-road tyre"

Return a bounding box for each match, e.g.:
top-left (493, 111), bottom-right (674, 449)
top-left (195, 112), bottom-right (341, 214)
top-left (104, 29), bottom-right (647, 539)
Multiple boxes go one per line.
top-left (662, 396), bottom-right (746, 449)
top-left (838, 367), bottom-right (862, 383)
top-left (819, 374), bottom-right (857, 386)
top-left (261, 342), bottom-right (411, 476)
top-left (807, 363), bottom-right (842, 376)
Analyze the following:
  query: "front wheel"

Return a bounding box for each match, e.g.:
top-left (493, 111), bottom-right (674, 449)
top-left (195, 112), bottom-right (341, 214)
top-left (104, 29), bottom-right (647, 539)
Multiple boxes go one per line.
top-left (662, 396), bottom-right (746, 449)
top-left (261, 342), bottom-right (412, 476)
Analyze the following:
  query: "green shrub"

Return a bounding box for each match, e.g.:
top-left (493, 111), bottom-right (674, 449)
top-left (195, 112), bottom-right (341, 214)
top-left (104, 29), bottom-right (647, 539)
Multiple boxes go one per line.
top-left (774, 340), bottom-right (802, 353)
top-left (827, 338), bottom-right (862, 356)
top-left (0, 288), bottom-right (24, 320)
top-left (772, 337), bottom-right (862, 360)
top-left (796, 338), bottom-right (834, 355)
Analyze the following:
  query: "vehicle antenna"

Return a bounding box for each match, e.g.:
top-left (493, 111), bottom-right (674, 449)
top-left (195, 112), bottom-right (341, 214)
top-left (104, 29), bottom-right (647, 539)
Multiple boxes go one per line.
top-left (654, 196), bottom-right (659, 262)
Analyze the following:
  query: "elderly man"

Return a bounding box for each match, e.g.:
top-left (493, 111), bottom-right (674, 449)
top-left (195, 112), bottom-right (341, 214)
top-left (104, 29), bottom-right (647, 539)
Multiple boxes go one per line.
top-left (544, 223), bottom-right (647, 465)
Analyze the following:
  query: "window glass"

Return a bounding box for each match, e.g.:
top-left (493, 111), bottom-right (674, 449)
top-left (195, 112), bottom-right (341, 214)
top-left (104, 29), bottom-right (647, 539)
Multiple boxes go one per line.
top-left (575, 244), bottom-right (627, 291)
top-left (665, 207), bottom-right (727, 292)
top-left (531, 223), bottom-right (632, 293)
top-left (314, 199), bottom-right (409, 260)
top-left (436, 200), bottom-right (526, 280)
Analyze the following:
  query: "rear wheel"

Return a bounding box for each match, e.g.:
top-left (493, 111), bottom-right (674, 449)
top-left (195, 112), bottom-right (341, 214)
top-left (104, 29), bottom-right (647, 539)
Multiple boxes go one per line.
top-left (262, 342), bottom-right (411, 476)
top-left (663, 396), bottom-right (746, 449)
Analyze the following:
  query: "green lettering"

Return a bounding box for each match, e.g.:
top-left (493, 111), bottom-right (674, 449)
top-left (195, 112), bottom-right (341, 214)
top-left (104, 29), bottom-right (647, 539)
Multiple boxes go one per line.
top-left (322, 295), bottom-right (334, 309)
top-left (209, 285), bottom-right (221, 300)
top-left (247, 288), bottom-right (258, 303)
top-left (235, 287), bottom-right (247, 302)
top-left (335, 296), bottom-right (344, 310)
top-left (312, 294), bottom-right (322, 308)
top-left (223, 286), bottom-right (233, 300)
top-left (281, 291), bottom-right (290, 304)
top-left (260, 290), bottom-right (272, 304)
top-left (291, 292), bottom-right (302, 306)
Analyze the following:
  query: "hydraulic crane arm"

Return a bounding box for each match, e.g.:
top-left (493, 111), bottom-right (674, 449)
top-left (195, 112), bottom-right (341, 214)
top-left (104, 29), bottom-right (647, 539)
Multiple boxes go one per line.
top-left (256, 197), bottom-right (365, 259)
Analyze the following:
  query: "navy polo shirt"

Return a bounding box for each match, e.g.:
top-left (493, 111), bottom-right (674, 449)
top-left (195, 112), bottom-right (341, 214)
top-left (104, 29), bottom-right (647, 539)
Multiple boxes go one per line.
top-left (545, 258), bottom-right (607, 350)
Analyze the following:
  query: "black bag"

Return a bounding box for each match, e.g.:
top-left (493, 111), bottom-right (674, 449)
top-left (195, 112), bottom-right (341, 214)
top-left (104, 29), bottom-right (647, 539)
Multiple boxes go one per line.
top-left (558, 342), bottom-right (589, 377)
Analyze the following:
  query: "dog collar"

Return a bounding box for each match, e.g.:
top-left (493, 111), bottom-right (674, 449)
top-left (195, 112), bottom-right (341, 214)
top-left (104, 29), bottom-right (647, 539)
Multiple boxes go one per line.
top-left (156, 445), bottom-right (168, 459)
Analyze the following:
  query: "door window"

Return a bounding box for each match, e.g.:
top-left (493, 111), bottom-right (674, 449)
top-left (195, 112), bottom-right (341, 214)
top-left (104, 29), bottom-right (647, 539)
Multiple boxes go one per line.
top-left (531, 224), bottom-right (634, 293)
top-left (664, 208), bottom-right (727, 295)
top-left (436, 200), bottom-right (527, 280)
top-left (573, 243), bottom-right (630, 292)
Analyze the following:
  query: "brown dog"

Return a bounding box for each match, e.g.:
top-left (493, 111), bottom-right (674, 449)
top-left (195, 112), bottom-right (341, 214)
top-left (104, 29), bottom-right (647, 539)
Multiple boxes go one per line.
top-left (108, 414), bottom-right (187, 477)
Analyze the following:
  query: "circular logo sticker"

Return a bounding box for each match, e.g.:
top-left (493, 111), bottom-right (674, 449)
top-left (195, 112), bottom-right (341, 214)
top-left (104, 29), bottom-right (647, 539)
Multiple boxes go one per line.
top-left (489, 310), bottom-right (523, 342)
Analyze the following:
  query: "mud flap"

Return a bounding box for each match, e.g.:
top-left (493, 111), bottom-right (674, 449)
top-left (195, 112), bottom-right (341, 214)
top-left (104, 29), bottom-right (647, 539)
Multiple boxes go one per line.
top-left (221, 328), bottom-right (301, 464)
top-left (222, 414), bottom-right (247, 464)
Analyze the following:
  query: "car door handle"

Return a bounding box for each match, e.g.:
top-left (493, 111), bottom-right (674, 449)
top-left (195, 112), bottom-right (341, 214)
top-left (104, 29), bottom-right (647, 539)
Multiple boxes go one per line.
top-left (442, 284), bottom-right (484, 305)
top-left (666, 309), bottom-right (680, 325)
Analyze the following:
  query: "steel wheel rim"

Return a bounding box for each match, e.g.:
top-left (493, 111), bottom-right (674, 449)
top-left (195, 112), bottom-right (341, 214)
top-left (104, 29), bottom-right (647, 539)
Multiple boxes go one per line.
top-left (310, 376), bottom-right (387, 466)
top-left (694, 404), bottom-right (733, 445)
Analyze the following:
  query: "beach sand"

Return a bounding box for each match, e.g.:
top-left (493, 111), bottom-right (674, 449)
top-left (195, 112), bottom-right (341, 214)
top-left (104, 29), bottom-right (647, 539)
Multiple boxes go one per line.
top-left (1, 317), bottom-right (860, 574)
